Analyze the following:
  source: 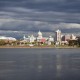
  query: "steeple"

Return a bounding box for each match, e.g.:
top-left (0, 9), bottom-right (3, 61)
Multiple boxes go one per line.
top-left (23, 35), bottom-right (26, 40)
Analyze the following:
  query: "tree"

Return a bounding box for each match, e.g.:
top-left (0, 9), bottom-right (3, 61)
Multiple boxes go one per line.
top-left (68, 40), bottom-right (77, 46)
top-left (0, 40), bottom-right (6, 45)
top-left (77, 37), bottom-right (80, 47)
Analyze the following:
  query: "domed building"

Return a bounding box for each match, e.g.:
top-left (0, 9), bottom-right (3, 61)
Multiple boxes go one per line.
top-left (37, 30), bottom-right (46, 43)
top-left (37, 30), bottom-right (43, 39)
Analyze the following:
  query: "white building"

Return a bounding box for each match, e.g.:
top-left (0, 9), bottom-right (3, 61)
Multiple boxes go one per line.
top-left (55, 29), bottom-right (61, 44)
top-left (37, 30), bottom-right (43, 42)
top-left (22, 35), bottom-right (35, 43)
top-left (29, 35), bottom-right (35, 43)
top-left (23, 35), bottom-right (26, 40)
top-left (70, 34), bottom-right (76, 40)
top-left (46, 36), bottom-right (54, 45)
top-left (22, 35), bottom-right (29, 42)
top-left (48, 36), bottom-right (54, 42)
top-left (37, 30), bottom-right (42, 39)
top-left (0, 36), bottom-right (16, 41)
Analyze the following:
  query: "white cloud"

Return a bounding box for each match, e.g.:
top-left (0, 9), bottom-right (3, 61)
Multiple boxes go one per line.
top-left (58, 23), bottom-right (80, 29)
top-left (0, 18), bottom-right (25, 25)
top-left (4, 7), bottom-right (35, 13)
top-left (0, 6), bottom-right (80, 34)
top-left (0, 17), bottom-right (80, 31)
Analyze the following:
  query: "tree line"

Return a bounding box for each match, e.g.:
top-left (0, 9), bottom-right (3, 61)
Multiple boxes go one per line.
top-left (0, 38), bottom-right (80, 47)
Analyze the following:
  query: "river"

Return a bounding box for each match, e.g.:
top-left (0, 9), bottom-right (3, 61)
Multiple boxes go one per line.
top-left (0, 48), bottom-right (80, 80)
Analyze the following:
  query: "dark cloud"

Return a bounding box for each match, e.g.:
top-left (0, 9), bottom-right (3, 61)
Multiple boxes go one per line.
top-left (0, 0), bottom-right (80, 13)
top-left (0, 0), bottom-right (80, 38)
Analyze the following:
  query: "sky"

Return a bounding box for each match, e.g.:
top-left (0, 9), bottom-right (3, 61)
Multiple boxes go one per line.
top-left (0, 0), bottom-right (80, 38)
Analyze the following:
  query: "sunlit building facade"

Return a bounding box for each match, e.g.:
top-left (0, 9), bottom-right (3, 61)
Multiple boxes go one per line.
top-left (55, 29), bottom-right (61, 45)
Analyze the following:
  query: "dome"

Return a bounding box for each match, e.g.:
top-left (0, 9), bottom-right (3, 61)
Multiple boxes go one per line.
top-left (38, 30), bottom-right (42, 36)
top-left (49, 36), bottom-right (52, 38)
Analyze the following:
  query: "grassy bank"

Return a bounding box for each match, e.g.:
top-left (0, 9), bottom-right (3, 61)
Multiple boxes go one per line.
top-left (0, 45), bottom-right (79, 49)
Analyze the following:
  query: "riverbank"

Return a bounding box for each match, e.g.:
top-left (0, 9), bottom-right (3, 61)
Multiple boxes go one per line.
top-left (0, 45), bottom-right (79, 49)
top-left (0, 46), bottom-right (54, 48)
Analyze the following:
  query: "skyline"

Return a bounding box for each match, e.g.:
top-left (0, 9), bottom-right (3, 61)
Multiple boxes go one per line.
top-left (0, 0), bottom-right (80, 38)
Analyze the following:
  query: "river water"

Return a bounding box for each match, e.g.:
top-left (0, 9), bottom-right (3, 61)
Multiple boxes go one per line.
top-left (0, 48), bottom-right (80, 80)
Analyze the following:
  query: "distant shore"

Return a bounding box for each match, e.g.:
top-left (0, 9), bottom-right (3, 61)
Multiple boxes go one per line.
top-left (0, 46), bottom-right (79, 49)
top-left (0, 46), bottom-right (54, 48)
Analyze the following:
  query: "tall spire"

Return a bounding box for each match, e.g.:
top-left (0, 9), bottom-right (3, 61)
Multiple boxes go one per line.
top-left (23, 35), bottom-right (26, 40)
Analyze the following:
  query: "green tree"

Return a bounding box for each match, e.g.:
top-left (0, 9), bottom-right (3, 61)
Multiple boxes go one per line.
top-left (68, 40), bottom-right (77, 46)
top-left (77, 37), bottom-right (80, 47)
top-left (0, 40), bottom-right (6, 45)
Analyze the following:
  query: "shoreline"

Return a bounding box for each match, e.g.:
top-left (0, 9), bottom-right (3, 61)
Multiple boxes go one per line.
top-left (0, 46), bottom-right (79, 49)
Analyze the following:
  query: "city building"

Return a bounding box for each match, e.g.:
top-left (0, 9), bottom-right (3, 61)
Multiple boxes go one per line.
top-left (37, 30), bottom-right (43, 42)
top-left (37, 30), bottom-right (46, 42)
top-left (55, 29), bottom-right (61, 45)
top-left (29, 35), bottom-right (35, 43)
top-left (22, 35), bottom-right (36, 43)
top-left (0, 36), bottom-right (16, 41)
top-left (36, 30), bottom-right (47, 45)
top-left (0, 29), bottom-right (78, 46)
top-left (47, 36), bottom-right (54, 45)
top-left (70, 34), bottom-right (76, 40)
top-left (62, 34), bottom-right (71, 41)
top-left (48, 36), bottom-right (54, 42)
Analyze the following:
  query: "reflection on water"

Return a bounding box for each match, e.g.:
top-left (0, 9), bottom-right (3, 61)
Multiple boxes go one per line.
top-left (56, 54), bottom-right (62, 78)
top-left (0, 48), bottom-right (80, 80)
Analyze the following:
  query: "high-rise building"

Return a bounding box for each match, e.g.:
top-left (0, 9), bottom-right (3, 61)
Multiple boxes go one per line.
top-left (62, 34), bottom-right (71, 41)
top-left (55, 29), bottom-right (61, 44)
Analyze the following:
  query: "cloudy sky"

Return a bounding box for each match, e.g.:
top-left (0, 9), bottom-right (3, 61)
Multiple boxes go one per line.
top-left (0, 0), bottom-right (80, 38)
